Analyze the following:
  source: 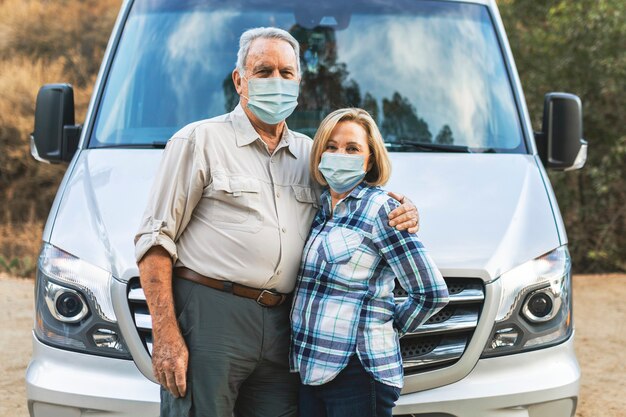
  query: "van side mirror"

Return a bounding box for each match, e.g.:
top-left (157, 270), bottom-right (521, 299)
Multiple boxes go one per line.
top-left (31, 83), bottom-right (82, 164)
top-left (535, 92), bottom-right (587, 171)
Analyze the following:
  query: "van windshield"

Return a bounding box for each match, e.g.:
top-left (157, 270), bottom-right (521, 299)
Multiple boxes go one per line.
top-left (90, 0), bottom-right (525, 153)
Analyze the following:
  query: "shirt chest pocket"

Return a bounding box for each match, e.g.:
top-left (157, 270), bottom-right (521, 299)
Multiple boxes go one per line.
top-left (204, 175), bottom-right (262, 232)
top-left (292, 185), bottom-right (319, 240)
top-left (318, 227), bottom-right (364, 264)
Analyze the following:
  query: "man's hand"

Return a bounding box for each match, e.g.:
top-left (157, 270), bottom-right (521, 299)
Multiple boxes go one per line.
top-left (138, 246), bottom-right (188, 398)
top-left (387, 191), bottom-right (420, 233)
top-left (152, 323), bottom-right (189, 398)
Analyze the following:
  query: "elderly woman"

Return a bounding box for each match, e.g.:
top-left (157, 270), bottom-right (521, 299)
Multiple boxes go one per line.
top-left (290, 108), bottom-right (450, 417)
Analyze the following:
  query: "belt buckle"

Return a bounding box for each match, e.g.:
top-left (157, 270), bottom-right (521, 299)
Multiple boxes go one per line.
top-left (256, 289), bottom-right (281, 307)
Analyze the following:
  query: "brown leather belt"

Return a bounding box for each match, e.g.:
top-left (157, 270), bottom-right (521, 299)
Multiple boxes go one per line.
top-left (173, 267), bottom-right (291, 308)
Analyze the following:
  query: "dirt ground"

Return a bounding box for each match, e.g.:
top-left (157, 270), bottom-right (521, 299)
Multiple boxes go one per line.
top-left (1, 273), bottom-right (624, 417)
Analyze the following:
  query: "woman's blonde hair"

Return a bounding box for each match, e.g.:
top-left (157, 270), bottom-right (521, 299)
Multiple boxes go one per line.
top-left (310, 108), bottom-right (391, 187)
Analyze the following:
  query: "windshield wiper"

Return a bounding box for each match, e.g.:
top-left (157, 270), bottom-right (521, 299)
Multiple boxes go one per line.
top-left (386, 141), bottom-right (471, 153)
top-left (94, 141), bottom-right (168, 149)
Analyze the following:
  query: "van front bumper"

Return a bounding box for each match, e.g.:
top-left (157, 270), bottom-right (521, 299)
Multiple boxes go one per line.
top-left (26, 334), bottom-right (159, 417)
top-left (395, 335), bottom-right (579, 417)
top-left (26, 333), bottom-right (578, 417)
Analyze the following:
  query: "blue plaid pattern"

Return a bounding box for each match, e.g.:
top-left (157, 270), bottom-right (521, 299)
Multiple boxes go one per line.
top-left (290, 183), bottom-right (449, 388)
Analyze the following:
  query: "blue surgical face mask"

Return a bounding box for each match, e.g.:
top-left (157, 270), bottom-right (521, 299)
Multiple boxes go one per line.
top-left (318, 153), bottom-right (366, 194)
top-left (242, 77), bottom-right (299, 125)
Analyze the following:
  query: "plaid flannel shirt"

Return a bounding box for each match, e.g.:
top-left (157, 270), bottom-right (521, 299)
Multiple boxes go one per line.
top-left (290, 183), bottom-right (449, 388)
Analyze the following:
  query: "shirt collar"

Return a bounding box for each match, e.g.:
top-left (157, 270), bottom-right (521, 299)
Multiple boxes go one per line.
top-left (231, 103), bottom-right (298, 159)
top-left (320, 182), bottom-right (370, 218)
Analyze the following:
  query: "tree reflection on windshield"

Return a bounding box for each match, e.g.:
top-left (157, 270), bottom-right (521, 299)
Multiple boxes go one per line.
top-left (289, 24), bottom-right (438, 144)
top-left (91, 0), bottom-right (524, 153)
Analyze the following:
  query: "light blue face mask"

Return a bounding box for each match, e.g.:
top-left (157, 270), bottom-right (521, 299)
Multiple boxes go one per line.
top-left (318, 153), bottom-right (366, 194)
top-left (243, 77), bottom-right (299, 125)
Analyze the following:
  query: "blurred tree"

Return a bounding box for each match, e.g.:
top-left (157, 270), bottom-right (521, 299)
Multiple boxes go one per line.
top-left (499, 0), bottom-right (626, 271)
top-left (362, 93), bottom-right (379, 123)
top-left (435, 125), bottom-right (454, 145)
top-left (382, 92), bottom-right (432, 143)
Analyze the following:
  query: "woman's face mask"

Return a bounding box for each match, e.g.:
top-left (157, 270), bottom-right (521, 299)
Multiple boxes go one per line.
top-left (318, 153), bottom-right (366, 194)
top-left (317, 121), bottom-right (371, 193)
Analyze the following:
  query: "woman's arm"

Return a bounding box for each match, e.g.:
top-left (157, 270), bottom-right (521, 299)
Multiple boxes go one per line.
top-left (372, 199), bottom-right (449, 337)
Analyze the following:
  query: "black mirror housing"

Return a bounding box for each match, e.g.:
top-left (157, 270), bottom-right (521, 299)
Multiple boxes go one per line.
top-left (31, 83), bottom-right (81, 164)
top-left (535, 92), bottom-right (587, 171)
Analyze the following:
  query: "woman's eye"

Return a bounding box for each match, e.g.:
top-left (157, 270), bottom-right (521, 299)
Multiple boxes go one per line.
top-left (326, 145), bottom-right (337, 150)
top-left (347, 147), bottom-right (359, 153)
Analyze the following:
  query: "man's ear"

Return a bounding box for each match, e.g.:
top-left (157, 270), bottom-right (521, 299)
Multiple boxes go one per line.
top-left (232, 69), bottom-right (242, 94)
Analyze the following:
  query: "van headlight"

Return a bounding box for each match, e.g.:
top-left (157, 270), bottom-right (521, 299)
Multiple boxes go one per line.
top-left (34, 243), bottom-right (131, 359)
top-left (482, 246), bottom-right (572, 357)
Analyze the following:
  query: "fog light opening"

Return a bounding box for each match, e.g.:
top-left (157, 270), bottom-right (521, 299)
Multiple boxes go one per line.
top-left (92, 328), bottom-right (124, 351)
top-left (490, 327), bottom-right (520, 349)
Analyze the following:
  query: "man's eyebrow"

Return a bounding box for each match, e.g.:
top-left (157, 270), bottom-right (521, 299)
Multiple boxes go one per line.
top-left (252, 64), bottom-right (274, 72)
top-left (251, 63), bottom-right (296, 73)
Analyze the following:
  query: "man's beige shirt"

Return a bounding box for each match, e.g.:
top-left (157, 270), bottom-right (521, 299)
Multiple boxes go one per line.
top-left (134, 104), bottom-right (320, 293)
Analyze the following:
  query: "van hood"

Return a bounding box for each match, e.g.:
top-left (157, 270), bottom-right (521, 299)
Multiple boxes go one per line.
top-left (49, 150), bottom-right (560, 282)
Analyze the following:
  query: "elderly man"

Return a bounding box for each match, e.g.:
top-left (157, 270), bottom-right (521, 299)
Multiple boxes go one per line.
top-left (135, 27), bottom-right (419, 417)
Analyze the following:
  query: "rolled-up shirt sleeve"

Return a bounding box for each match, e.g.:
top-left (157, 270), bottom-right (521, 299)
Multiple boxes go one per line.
top-left (134, 135), bottom-right (208, 264)
top-left (372, 199), bottom-right (449, 337)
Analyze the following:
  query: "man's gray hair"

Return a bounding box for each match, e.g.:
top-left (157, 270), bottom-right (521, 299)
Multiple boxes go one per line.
top-left (236, 27), bottom-right (301, 76)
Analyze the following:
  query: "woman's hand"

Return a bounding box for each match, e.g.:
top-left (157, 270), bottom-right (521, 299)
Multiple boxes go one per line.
top-left (387, 192), bottom-right (419, 233)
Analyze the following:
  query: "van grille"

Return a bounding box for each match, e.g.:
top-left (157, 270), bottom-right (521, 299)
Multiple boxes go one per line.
top-left (126, 276), bottom-right (484, 374)
top-left (395, 277), bottom-right (485, 373)
top-left (126, 278), bottom-right (153, 355)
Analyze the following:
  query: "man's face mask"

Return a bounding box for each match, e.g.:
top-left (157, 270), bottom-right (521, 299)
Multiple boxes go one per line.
top-left (242, 76), bottom-right (299, 125)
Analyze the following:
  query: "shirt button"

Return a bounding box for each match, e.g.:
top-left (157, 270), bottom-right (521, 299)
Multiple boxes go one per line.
top-left (276, 270), bottom-right (282, 275)
top-left (281, 227), bottom-right (286, 233)
top-left (276, 192), bottom-right (280, 198)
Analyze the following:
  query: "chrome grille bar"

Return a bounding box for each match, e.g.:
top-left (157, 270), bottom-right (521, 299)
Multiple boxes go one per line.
top-left (406, 308), bottom-right (478, 336)
top-left (395, 287), bottom-right (484, 305)
top-left (134, 312), bottom-right (152, 330)
top-left (402, 337), bottom-right (467, 369)
top-left (128, 287), bottom-right (146, 302)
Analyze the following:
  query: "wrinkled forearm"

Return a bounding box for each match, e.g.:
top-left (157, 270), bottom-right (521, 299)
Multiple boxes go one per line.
top-left (138, 246), bottom-right (180, 338)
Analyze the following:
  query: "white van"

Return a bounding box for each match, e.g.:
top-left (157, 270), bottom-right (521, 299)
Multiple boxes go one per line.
top-left (26, 0), bottom-right (587, 416)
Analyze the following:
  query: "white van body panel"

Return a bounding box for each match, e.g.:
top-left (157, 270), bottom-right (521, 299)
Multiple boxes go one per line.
top-left (48, 150), bottom-right (558, 283)
top-left (29, 0), bottom-right (579, 414)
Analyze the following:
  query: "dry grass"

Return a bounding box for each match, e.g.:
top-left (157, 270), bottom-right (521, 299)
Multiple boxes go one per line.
top-left (0, 0), bottom-right (121, 225)
top-left (0, 221), bottom-right (43, 278)
top-left (0, 56), bottom-right (83, 224)
top-left (0, 0), bottom-right (120, 277)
